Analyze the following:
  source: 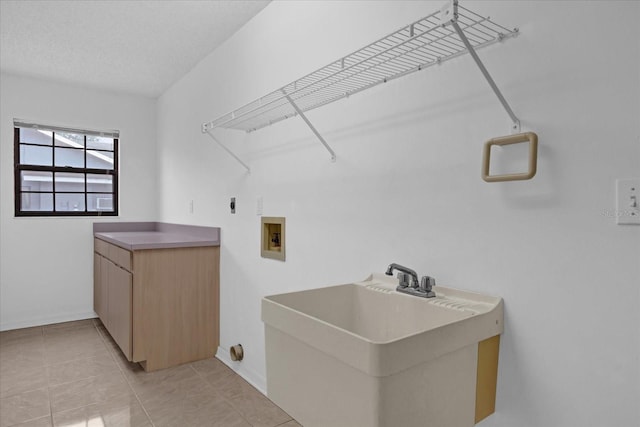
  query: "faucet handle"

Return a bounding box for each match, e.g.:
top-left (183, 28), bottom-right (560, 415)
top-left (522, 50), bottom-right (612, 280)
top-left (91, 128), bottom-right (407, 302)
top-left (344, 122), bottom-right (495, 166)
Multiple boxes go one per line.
top-left (419, 276), bottom-right (436, 296)
top-left (420, 276), bottom-right (435, 290)
top-left (397, 273), bottom-right (410, 288)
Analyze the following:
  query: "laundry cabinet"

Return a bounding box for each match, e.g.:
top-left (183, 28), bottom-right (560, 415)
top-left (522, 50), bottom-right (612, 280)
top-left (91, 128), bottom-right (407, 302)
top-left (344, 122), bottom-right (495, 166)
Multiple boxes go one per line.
top-left (93, 222), bottom-right (220, 371)
top-left (94, 238), bottom-right (134, 360)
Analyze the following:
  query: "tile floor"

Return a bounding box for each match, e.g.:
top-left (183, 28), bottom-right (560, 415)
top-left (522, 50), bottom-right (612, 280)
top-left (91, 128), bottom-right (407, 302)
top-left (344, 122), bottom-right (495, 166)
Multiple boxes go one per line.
top-left (0, 319), bottom-right (301, 427)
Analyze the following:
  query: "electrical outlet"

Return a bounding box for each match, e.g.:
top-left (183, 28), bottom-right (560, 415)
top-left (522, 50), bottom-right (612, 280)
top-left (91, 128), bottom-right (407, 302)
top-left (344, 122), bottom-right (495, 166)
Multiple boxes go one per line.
top-left (230, 197), bottom-right (236, 214)
top-left (616, 179), bottom-right (640, 225)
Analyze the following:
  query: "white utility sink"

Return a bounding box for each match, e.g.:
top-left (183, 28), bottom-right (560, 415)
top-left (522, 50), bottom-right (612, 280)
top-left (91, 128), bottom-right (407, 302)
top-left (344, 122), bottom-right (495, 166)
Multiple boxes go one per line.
top-left (262, 273), bottom-right (504, 427)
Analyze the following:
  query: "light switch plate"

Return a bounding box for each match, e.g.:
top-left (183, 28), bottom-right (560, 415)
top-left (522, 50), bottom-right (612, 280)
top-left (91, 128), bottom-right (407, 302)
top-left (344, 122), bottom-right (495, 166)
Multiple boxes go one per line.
top-left (616, 179), bottom-right (640, 225)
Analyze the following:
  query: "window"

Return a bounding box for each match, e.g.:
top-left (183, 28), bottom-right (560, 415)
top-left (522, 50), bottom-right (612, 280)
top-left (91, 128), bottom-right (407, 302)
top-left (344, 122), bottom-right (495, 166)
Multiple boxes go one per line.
top-left (14, 120), bottom-right (119, 216)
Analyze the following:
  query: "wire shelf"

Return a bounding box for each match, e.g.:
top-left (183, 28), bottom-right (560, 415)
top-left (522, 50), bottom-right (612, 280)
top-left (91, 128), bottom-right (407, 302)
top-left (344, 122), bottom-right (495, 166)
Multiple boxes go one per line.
top-left (203, 3), bottom-right (518, 134)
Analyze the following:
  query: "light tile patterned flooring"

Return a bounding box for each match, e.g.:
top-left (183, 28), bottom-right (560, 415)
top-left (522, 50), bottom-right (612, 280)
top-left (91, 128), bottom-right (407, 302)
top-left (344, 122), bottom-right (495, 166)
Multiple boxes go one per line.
top-left (0, 319), bottom-right (301, 427)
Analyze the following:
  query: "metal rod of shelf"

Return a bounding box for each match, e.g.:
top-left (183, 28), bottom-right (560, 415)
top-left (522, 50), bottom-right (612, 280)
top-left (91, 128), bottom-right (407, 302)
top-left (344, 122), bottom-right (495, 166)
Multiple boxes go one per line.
top-left (284, 92), bottom-right (337, 162)
top-left (204, 130), bottom-right (251, 173)
top-left (450, 20), bottom-right (520, 132)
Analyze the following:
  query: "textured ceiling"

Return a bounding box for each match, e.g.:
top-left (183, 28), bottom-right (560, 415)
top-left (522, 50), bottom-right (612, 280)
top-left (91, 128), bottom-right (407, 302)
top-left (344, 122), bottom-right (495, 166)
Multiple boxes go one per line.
top-left (0, 0), bottom-right (270, 97)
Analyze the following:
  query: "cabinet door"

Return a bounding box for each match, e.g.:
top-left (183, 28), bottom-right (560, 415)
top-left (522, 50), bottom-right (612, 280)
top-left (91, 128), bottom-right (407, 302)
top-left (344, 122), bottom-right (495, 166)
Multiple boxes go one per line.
top-left (93, 253), bottom-right (103, 319)
top-left (107, 261), bottom-right (133, 361)
top-left (94, 254), bottom-right (110, 323)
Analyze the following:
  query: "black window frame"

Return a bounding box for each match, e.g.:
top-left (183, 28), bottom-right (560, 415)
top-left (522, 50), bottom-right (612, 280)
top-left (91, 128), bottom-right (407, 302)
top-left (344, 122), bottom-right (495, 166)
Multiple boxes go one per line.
top-left (14, 124), bottom-right (119, 217)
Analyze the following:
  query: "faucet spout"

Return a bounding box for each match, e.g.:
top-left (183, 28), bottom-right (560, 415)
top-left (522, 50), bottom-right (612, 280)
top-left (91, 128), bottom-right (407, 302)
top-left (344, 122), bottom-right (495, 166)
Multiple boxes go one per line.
top-left (385, 263), bottom-right (436, 298)
top-left (385, 263), bottom-right (419, 288)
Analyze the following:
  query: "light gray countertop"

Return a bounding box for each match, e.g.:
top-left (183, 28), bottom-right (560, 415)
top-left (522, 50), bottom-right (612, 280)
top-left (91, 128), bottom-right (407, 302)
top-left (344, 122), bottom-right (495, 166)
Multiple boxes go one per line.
top-left (93, 222), bottom-right (220, 251)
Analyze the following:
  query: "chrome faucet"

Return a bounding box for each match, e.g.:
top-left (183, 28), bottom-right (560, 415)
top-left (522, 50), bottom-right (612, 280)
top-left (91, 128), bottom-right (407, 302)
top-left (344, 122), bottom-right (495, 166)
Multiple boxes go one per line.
top-left (385, 263), bottom-right (419, 288)
top-left (385, 263), bottom-right (436, 298)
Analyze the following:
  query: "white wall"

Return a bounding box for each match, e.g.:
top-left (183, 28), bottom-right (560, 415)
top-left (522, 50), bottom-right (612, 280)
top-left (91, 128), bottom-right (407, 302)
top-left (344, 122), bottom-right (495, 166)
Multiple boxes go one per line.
top-left (157, 1), bottom-right (640, 426)
top-left (0, 73), bottom-right (157, 330)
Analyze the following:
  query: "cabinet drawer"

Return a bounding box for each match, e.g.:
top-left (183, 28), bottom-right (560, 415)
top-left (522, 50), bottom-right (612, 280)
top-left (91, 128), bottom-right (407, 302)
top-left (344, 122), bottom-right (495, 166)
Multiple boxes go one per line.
top-left (108, 244), bottom-right (132, 272)
top-left (94, 238), bottom-right (109, 257)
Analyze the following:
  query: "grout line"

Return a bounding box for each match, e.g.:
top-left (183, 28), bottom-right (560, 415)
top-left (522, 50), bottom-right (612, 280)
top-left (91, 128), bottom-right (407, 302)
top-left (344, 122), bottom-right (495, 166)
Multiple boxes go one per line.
top-left (42, 328), bottom-right (111, 369)
top-left (188, 361), bottom-right (295, 427)
top-left (47, 383), bottom-right (54, 427)
top-left (44, 325), bottom-right (123, 417)
top-left (2, 323), bottom-right (296, 427)
top-left (42, 325), bottom-right (54, 427)
top-left (42, 326), bottom-right (55, 427)
top-left (93, 322), bottom-right (156, 427)
top-left (188, 363), bottom-right (258, 426)
top-left (45, 356), bottom-right (121, 389)
top-left (94, 322), bottom-right (293, 427)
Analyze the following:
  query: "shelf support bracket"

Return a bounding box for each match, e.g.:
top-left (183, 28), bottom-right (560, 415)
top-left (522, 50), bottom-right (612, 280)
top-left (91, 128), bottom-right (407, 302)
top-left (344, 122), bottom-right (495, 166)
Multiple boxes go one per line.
top-left (450, 20), bottom-right (521, 133)
top-left (283, 92), bottom-right (337, 162)
top-left (203, 126), bottom-right (251, 173)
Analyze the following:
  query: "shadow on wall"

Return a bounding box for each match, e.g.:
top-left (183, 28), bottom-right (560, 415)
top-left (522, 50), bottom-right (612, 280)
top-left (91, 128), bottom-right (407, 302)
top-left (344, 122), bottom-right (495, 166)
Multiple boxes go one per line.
top-left (233, 85), bottom-right (560, 208)
top-left (216, 244), bottom-right (263, 375)
top-left (495, 142), bottom-right (561, 210)
top-left (496, 306), bottom-right (545, 425)
top-left (242, 87), bottom-right (491, 162)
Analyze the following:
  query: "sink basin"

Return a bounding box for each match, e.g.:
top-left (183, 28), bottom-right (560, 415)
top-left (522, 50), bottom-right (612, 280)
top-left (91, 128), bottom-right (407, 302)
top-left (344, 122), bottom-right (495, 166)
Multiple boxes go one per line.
top-left (262, 273), bottom-right (504, 427)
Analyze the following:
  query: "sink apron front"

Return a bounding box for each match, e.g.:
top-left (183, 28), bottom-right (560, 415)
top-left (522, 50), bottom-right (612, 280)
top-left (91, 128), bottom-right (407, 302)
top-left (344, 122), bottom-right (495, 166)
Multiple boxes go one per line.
top-left (265, 325), bottom-right (477, 427)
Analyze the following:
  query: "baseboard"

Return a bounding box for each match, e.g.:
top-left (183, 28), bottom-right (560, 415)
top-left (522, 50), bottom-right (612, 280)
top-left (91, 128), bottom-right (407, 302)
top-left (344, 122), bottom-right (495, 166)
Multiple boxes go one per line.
top-left (216, 345), bottom-right (267, 395)
top-left (0, 311), bottom-right (98, 332)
